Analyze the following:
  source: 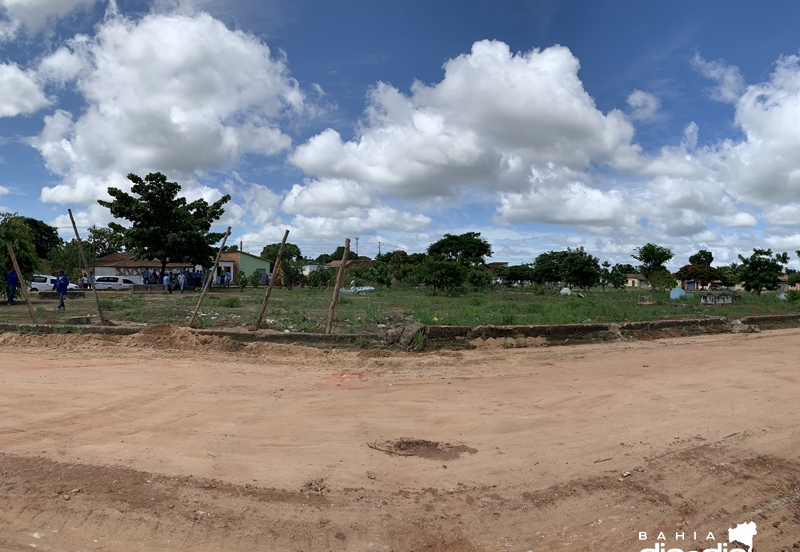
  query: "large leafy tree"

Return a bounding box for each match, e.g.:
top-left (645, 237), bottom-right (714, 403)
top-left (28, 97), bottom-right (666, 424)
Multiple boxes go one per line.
top-left (738, 248), bottom-right (788, 294)
top-left (427, 232), bottom-right (492, 266)
top-left (98, 172), bottom-right (230, 274)
top-left (0, 213), bottom-right (39, 296)
top-left (261, 242), bottom-right (302, 261)
top-left (531, 250), bottom-right (568, 285)
top-left (23, 218), bottom-right (62, 259)
top-left (562, 247), bottom-right (601, 290)
top-left (675, 264), bottom-right (720, 288)
top-left (632, 243), bottom-right (674, 278)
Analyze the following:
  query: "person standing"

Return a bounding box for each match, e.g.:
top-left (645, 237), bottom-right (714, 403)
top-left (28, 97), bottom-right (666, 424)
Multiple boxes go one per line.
top-left (53, 269), bottom-right (69, 311)
top-left (163, 272), bottom-right (172, 294)
top-left (177, 271), bottom-right (185, 293)
top-left (225, 270), bottom-right (232, 288)
top-left (82, 274), bottom-right (90, 289)
top-left (6, 268), bottom-right (18, 305)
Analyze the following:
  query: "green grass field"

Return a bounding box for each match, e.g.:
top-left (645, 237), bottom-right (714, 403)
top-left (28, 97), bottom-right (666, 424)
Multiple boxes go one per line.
top-left (1, 285), bottom-right (797, 333)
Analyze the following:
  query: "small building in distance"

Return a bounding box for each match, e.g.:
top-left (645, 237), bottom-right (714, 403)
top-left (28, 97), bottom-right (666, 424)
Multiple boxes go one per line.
top-left (626, 274), bottom-right (648, 288)
top-left (94, 252), bottom-right (193, 278)
top-left (219, 251), bottom-right (271, 285)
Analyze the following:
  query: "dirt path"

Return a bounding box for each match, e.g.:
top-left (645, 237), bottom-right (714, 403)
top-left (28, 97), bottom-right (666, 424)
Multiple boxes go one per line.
top-left (0, 326), bottom-right (799, 550)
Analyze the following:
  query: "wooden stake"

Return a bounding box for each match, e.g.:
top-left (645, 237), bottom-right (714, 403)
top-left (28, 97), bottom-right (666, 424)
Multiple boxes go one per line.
top-left (325, 238), bottom-right (350, 335)
top-left (68, 209), bottom-right (107, 326)
top-left (5, 242), bottom-right (37, 325)
top-left (252, 229), bottom-right (289, 331)
top-left (189, 227), bottom-right (231, 327)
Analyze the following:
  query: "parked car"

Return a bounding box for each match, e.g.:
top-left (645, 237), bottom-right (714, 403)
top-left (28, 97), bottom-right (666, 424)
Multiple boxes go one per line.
top-left (94, 276), bottom-right (136, 290)
top-left (29, 274), bottom-right (80, 292)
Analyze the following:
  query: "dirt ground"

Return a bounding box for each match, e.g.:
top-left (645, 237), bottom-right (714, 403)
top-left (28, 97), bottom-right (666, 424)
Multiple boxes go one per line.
top-left (0, 326), bottom-right (799, 551)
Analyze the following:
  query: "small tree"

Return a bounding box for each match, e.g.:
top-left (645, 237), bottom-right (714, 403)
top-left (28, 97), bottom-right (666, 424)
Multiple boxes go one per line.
top-left (632, 243), bottom-right (674, 278)
top-left (607, 264), bottom-right (629, 289)
top-left (308, 266), bottom-right (334, 288)
top-left (688, 249), bottom-right (714, 266)
top-left (237, 270), bottom-right (248, 291)
top-left (250, 269), bottom-right (262, 288)
top-left (415, 258), bottom-right (466, 295)
top-left (466, 266), bottom-right (493, 291)
top-left (738, 248), bottom-right (788, 294)
top-left (648, 269), bottom-right (677, 292)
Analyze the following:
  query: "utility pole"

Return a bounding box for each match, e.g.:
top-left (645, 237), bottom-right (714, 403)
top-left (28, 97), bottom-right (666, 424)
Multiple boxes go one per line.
top-left (355, 236), bottom-right (359, 257)
top-left (377, 242), bottom-right (381, 257)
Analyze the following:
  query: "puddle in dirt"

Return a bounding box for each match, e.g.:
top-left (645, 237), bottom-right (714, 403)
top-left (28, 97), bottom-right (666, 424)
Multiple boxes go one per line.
top-left (368, 439), bottom-right (478, 460)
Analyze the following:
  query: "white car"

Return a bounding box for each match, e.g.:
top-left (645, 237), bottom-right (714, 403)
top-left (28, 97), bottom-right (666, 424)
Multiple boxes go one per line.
top-left (94, 276), bottom-right (137, 290)
top-left (29, 274), bottom-right (80, 292)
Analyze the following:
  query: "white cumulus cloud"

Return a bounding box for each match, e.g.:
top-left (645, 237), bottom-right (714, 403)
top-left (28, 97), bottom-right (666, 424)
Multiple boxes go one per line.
top-left (627, 89), bottom-right (660, 120)
top-left (290, 40), bottom-right (640, 202)
top-left (0, 0), bottom-right (100, 34)
top-left (692, 53), bottom-right (746, 103)
top-left (33, 11), bottom-right (308, 204)
top-left (0, 62), bottom-right (49, 116)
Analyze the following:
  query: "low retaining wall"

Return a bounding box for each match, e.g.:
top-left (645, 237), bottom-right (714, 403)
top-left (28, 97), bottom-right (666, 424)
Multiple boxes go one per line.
top-left (1, 314), bottom-right (799, 349)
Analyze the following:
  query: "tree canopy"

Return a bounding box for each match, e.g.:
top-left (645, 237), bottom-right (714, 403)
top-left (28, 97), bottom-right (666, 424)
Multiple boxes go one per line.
top-left (0, 213), bottom-right (39, 295)
top-left (688, 249), bottom-right (713, 266)
top-left (23, 218), bottom-right (62, 259)
top-left (88, 226), bottom-right (126, 259)
top-left (632, 243), bottom-right (674, 278)
top-left (261, 242), bottom-right (302, 262)
top-left (675, 263), bottom-right (719, 287)
top-left (738, 248), bottom-right (788, 294)
top-left (98, 172), bottom-right (230, 273)
top-left (427, 232), bottom-right (492, 266)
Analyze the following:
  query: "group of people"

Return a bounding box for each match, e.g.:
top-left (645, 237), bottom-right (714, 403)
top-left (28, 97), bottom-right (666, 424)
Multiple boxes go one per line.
top-left (140, 268), bottom-right (232, 292)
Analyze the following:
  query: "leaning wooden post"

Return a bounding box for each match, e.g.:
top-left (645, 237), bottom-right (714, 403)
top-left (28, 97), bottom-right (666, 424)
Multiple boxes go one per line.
top-left (325, 238), bottom-right (350, 335)
top-left (252, 229), bottom-right (289, 331)
top-left (68, 209), bottom-right (106, 326)
top-left (189, 226), bottom-right (231, 327)
top-left (5, 242), bottom-right (38, 326)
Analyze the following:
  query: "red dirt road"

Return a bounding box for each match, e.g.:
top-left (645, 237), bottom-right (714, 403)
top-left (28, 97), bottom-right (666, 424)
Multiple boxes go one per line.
top-left (0, 326), bottom-right (799, 551)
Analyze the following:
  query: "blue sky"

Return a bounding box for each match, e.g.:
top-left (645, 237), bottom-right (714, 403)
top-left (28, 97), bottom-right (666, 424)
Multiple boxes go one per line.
top-left (3, 0), bottom-right (800, 268)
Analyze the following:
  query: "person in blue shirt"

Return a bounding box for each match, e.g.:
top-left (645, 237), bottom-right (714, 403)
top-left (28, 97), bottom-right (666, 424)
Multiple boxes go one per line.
top-left (163, 273), bottom-right (172, 294)
top-left (52, 269), bottom-right (70, 310)
top-left (6, 268), bottom-right (18, 305)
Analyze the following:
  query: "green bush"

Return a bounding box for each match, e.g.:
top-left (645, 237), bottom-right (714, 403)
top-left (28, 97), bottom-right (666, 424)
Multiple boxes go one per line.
top-left (786, 290), bottom-right (800, 304)
top-left (217, 297), bottom-right (241, 308)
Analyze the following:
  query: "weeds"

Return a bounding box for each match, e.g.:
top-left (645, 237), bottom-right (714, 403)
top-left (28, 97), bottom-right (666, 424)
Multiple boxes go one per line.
top-left (411, 330), bottom-right (426, 351)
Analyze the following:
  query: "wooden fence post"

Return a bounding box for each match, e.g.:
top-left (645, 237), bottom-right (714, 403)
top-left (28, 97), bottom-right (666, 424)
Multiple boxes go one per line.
top-left (68, 209), bottom-right (107, 326)
top-left (252, 229), bottom-right (289, 331)
top-left (5, 242), bottom-right (37, 325)
top-left (325, 238), bottom-right (350, 335)
top-left (189, 227), bottom-right (231, 327)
